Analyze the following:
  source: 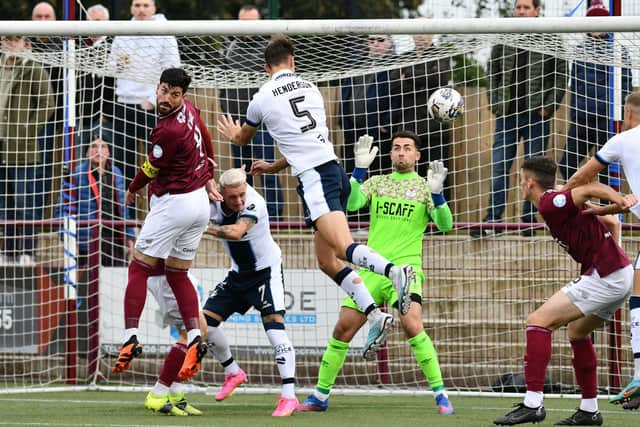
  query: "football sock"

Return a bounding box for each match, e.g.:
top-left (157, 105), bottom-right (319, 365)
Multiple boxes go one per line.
top-left (152, 382), bottom-right (170, 396)
top-left (630, 296), bottom-right (640, 380)
top-left (265, 322), bottom-right (296, 399)
top-left (123, 258), bottom-right (154, 329)
top-left (408, 331), bottom-right (444, 391)
top-left (158, 343), bottom-right (187, 388)
top-left (165, 267), bottom-right (200, 331)
top-left (524, 326), bottom-right (552, 393)
top-left (524, 391), bottom-right (543, 408)
top-left (316, 337), bottom-right (350, 396)
top-left (571, 337), bottom-right (597, 399)
top-left (580, 398), bottom-right (598, 413)
top-left (124, 328), bottom-right (138, 343)
top-left (333, 267), bottom-right (376, 314)
top-left (169, 382), bottom-right (184, 395)
top-left (346, 243), bottom-right (393, 277)
top-left (186, 329), bottom-right (200, 344)
top-left (206, 325), bottom-right (238, 374)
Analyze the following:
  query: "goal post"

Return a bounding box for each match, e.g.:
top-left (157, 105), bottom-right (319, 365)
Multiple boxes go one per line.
top-left (0, 17), bottom-right (639, 397)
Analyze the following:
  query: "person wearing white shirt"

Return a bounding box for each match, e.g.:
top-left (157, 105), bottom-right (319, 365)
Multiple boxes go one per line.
top-left (563, 91), bottom-right (640, 409)
top-left (218, 34), bottom-right (416, 361)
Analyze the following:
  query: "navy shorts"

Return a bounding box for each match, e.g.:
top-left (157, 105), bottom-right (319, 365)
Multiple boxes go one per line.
top-left (202, 264), bottom-right (285, 320)
top-left (296, 160), bottom-right (350, 228)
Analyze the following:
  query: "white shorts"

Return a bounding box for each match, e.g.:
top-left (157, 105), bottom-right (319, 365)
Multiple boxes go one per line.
top-left (135, 187), bottom-right (209, 260)
top-left (562, 265), bottom-right (633, 320)
top-left (147, 273), bottom-right (200, 329)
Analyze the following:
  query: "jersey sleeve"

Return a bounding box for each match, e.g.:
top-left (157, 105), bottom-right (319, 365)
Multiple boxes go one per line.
top-left (245, 94), bottom-right (263, 128)
top-left (539, 190), bottom-right (579, 223)
top-left (148, 127), bottom-right (178, 169)
top-left (595, 135), bottom-right (622, 165)
top-left (430, 204), bottom-right (453, 232)
top-left (239, 196), bottom-right (262, 223)
top-left (347, 178), bottom-right (370, 211)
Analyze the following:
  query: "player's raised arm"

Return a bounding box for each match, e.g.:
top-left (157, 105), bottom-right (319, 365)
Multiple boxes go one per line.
top-left (570, 182), bottom-right (633, 212)
top-left (217, 113), bottom-right (257, 145)
top-left (562, 157), bottom-right (606, 191)
top-left (347, 135), bottom-right (377, 211)
top-left (250, 157), bottom-right (290, 176)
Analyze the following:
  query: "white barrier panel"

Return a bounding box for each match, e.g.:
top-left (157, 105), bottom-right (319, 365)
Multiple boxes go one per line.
top-left (99, 267), bottom-right (367, 351)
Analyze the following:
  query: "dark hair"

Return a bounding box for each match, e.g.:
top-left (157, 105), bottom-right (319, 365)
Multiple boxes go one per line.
top-left (239, 4), bottom-right (260, 16)
top-left (516, 0), bottom-right (541, 8)
top-left (264, 34), bottom-right (294, 67)
top-left (521, 156), bottom-right (556, 189)
top-left (159, 67), bottom-right (191, 93)
top-left (391, 130), bottom-right (421, 149)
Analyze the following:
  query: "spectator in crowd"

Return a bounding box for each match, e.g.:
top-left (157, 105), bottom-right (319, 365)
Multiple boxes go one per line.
top-left (110, 0), bottom-right (180, 192)
top-left (29, 1), bottom-right (63, 211)
top-left (558, 0), bottom-right (632, 182)
top-left (399, 28), bottom-right (452, 199)
top-left (219, 5), bottom-right (283, 221)
top-left (340, 34), bottom-right (401, 176)
top-left (470, 0), bottom-right (567, 238)
top-left (0, 35), bottom-right (55, 266)
top-left (76, 4), bottom-right (115, 156)
top-left (55, 134), bottom-right (135, 267)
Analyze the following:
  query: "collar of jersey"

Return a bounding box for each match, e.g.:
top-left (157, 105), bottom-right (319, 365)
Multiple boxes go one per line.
top-left (390, 171), bottom-right (418, 180)
top-left (272, 69), bottom-right (296, 80)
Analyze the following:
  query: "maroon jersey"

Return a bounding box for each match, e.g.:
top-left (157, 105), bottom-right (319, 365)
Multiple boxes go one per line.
top-left (148, 99), bottom-right (211, 196)
top-left (538, 189), bottom-right (630, 277)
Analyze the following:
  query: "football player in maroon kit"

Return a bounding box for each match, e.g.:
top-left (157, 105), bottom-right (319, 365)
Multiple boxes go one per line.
top-left (112, 68), bottom-right (219, 382)
top-left (495, 156), bottom-right (634, 426)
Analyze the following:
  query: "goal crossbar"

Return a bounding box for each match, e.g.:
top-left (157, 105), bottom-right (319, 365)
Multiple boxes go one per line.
top-left (1, 17), bottom-right (640, 36)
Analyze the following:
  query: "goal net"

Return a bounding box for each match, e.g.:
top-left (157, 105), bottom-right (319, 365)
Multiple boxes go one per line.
top-left (1, 16), bottom-right (639, 397)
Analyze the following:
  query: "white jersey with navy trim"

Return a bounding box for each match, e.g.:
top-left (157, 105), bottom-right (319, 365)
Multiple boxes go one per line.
top-left (595, 124), bottom-right (640, 219)
top-left (209, 184), bottom-right (281, 272)
top-left (246, 69), bottom-right (337, 176)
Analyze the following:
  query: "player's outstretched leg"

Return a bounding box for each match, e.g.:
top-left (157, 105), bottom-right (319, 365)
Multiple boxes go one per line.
top-left (144, 391), bottom-right (188, 416)
top-left (112, 335), bottom-right (142, 373)
top-left (362, 311), bottom-right (394, 360)
top-left (494, 403), bottom-right (546, 425)
top-left (178, 336), bottom-right (207, 381)
top-left (389, 265), bottom-right (415, 316)
top-left (205, 318), bottom-right (248, 401)
top-left (610, 378), bottom-right (640, 405)
top-left (554, 408), bottom-right (602, 426)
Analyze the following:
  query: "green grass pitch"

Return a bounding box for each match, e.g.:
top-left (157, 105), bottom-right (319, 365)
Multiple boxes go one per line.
top-left (0, 391), bottom-right (637, 426)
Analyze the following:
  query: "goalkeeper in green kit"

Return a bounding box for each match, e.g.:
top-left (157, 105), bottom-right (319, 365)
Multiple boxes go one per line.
top-left (296, 130), bottom-right (455, 414)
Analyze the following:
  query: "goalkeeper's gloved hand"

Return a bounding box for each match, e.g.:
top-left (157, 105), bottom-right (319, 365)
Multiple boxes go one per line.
top-left (428, 160), bottom-right (447, 194)
top-left (352, 134), bottom-right (378, 183)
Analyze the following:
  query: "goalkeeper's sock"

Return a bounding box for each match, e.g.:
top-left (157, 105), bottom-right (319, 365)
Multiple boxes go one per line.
top-left (630, 296), bottom-right (640, 380)
top-left (408, 331), bottom-right (444, 391)
top-left (571, 337), bottom-right (597, 400)
top-left (153, 382), bottom-right (170, 396)
top-left (158, 343), bottom-right (187, 388)
top-left (524, 325), bottom-right (552, 393)
top-left (333, 267), bottom-right (376, 315)
top-left (316, 337), bottom-right (350, 397)
top-left (124, 259), bottom-right (154, 329)
top-left (346, 243), bottom-right (393, 278)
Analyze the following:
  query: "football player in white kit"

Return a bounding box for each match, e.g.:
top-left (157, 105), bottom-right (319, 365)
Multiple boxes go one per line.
top-left (563, 91), bottom-right (640, 409)
top-left (218, 34), bottom-right (414, 359)
top-left (202, 168), bottom-right (298, 416)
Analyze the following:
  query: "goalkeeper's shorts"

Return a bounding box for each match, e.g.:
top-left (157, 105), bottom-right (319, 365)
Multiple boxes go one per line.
top-left (341, 266), bottom-right (424, 312)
